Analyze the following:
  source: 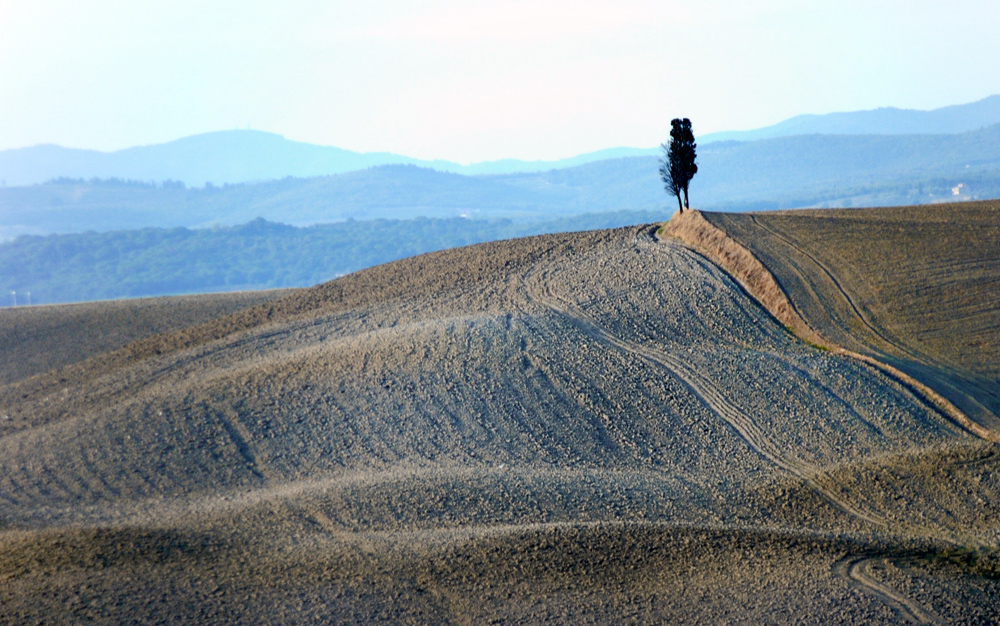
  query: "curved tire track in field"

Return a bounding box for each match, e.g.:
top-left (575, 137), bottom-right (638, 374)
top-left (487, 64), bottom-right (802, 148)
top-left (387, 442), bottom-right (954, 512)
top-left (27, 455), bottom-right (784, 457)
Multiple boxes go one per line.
top-left (833, 555), bottom-right (947, 625)
top-left (746, 214), bottom-right (1000, 446)
top-left (742, 215), bottom-right (1000, 442)
top-left (746, 215), bottom-right (924, 365)
top-left (670, 211), bottom-right (1000, 447)
top-left (520, 241), bottom-right (885, 529)
top-left (210, 400), bottom-right (356, 550)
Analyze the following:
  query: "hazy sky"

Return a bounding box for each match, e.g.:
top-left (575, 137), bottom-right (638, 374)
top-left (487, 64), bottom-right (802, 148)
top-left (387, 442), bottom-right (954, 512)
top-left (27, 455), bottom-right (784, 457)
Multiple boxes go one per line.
top-left (2, 0), bottom-right (998, 162)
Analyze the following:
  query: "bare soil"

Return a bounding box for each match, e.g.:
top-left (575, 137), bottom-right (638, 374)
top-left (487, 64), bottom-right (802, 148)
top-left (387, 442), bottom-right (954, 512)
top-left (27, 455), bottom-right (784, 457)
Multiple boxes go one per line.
top-left (0, 289), bottom-right (294, 385)
top-left (703, 200), bottom-right (1000, 433)
top-left (1, 224), bottom-right (998, 624)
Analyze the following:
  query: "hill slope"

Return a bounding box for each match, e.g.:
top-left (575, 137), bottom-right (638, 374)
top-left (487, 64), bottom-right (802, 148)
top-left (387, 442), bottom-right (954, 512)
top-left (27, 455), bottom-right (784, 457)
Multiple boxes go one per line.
top-left (0, 211), bottom-right (668, 306)
top-left (0, 130), bottom-right (659, 187)
top-left (701, 94), bottom-right (1000, 142)
top-left (1, 223), bottom-right (999, 623)
top-left (703, 200), bottom-right (1000, 434)
top-left (0, 289), bottom-right (293, 386)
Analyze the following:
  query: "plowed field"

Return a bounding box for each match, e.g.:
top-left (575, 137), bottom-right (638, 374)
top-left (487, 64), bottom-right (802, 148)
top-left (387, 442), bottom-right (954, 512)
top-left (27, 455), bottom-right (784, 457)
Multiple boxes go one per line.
top-left (704, 200), bottom-right (1000, 433)
top-left (1, 224), bottom-right (998, 624)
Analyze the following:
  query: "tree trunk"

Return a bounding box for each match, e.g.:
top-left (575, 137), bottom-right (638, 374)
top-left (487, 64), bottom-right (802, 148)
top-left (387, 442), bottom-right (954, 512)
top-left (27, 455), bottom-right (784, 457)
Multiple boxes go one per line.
top-left (682, 187), bottom-right (690, 210)
top-left (676, 193), bottom-right (684, 213)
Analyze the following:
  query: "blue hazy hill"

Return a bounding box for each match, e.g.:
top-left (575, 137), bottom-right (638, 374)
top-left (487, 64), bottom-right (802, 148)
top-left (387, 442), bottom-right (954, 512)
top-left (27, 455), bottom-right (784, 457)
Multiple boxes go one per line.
top-left (3, 95), bottom-right (998, 187)
top-left (700, 95), bottom-right (1000, 143)
top-left (3, 124), bottom-right (1000, 240)
top-left (0, 131), bottom-right (658, 187)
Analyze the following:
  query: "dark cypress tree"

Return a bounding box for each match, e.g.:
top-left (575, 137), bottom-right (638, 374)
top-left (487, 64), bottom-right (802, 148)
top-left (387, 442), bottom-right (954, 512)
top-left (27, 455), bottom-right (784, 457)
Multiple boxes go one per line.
top-left (659, 118), bottom-right (698, 212)
top-left (659, 138), bottom-right (683, 213)
top-left (677, 118), bottom-right (698, 209)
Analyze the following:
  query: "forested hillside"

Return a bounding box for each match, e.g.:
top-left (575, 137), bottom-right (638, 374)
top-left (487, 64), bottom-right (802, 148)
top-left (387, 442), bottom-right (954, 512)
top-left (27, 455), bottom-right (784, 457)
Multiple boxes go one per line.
top-left (3, 125), bottom-right (999, 240)
top-left (0, 164), bottom-right (662, 238)
top-left (0, 210), bottom-right (664, 305)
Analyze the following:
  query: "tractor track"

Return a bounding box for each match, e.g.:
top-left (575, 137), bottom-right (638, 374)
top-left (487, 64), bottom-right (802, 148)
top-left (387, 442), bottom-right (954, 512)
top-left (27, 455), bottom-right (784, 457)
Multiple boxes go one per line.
top-left (520, 236), bottom-right (886, 529)
top-left (833, 555), bottom-right (947, 625)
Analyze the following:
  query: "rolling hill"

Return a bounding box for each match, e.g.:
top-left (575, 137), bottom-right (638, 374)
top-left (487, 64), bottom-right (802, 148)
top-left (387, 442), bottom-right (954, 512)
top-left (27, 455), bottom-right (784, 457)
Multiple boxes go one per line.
top-left (0, 130), bottom-right (657, 188)
top-left (0, 162), bottom-right (667, 238)
top-left (0, 289), bottom-right (292, 386)
top-left (3, 96), bottom-right (999, 188)
top-left (700, 94), bottom-right (1000, 142)
top-left (1, 210), bottom-right (999, 623)
top-left (3, 123), bottom-right (1000, 242)
top-left (0, 131), bottom-right (429, 189)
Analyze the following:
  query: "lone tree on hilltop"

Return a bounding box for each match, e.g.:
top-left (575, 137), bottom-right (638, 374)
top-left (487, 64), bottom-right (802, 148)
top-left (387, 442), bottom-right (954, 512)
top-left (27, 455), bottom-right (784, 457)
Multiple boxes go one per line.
top-left (659, 118), bottom-right (698, 212)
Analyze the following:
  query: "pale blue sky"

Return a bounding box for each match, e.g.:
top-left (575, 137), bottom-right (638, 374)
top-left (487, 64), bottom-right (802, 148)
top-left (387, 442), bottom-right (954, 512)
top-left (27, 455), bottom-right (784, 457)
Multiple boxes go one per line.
top-left (1, 0), bottom-right (998, 162)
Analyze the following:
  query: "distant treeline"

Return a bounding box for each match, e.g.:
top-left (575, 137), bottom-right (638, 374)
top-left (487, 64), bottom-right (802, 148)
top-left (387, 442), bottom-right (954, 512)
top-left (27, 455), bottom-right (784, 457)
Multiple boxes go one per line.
top-left (0, 211), bottom-right (667, 306)
top-left (47, 177), bottom-right (188, 189)
top-left (4, 125), bottom-right (1000, 240)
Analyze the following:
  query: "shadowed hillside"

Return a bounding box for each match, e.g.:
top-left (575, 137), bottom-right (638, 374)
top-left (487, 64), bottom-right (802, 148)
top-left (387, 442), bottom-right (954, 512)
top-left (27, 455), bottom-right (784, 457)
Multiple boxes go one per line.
top-left (1, 224), bottom-right (998, 624)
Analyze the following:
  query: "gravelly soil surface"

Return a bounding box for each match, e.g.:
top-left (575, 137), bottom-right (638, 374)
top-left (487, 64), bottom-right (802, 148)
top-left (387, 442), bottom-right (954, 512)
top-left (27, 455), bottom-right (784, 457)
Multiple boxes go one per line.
top-left (0, 225), bottom-right (998, 624)
top-left (704, 200), bottom-right (1000, 433)
top-left (0, 289), bottom-right (294, 385)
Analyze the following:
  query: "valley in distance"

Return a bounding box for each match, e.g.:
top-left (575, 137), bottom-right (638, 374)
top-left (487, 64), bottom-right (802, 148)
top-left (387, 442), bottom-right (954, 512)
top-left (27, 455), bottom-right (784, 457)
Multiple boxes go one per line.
top-left (1, 198), bottom-right (999, 624)
top-left (6, 96), bottom-right (1000, 309)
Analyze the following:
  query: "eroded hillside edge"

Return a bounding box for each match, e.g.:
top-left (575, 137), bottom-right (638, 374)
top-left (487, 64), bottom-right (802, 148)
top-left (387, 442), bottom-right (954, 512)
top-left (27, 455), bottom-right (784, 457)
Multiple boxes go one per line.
top-left (658, 209), bottom-right (1000, 446)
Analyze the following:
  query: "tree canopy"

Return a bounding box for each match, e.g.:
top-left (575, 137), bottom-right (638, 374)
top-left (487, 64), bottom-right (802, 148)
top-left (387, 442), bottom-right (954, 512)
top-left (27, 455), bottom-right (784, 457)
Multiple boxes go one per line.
top-left (659, 118), bottom-right (698, 212)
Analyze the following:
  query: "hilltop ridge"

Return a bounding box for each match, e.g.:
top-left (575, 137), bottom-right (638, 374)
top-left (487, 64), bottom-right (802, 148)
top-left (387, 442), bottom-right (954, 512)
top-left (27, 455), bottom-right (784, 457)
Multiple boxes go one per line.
top-left (700, 94), bottom-right (1000, 142)
top-left (3, 95), bottom-right (999, 188)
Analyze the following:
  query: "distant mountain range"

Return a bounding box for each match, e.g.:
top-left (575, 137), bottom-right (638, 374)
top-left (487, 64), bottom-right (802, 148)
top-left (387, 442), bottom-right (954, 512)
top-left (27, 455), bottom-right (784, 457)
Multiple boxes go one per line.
top-left (700, 95), bottom-right (1000, 143)
top-left (4, 95), bottom-right (1000, 305)
top-left (0, 132), bottom-right (657, 188)
top-left (2, 96), bottom-right (998, 187)
top-left (3, 123), bottom-right (999, 239)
